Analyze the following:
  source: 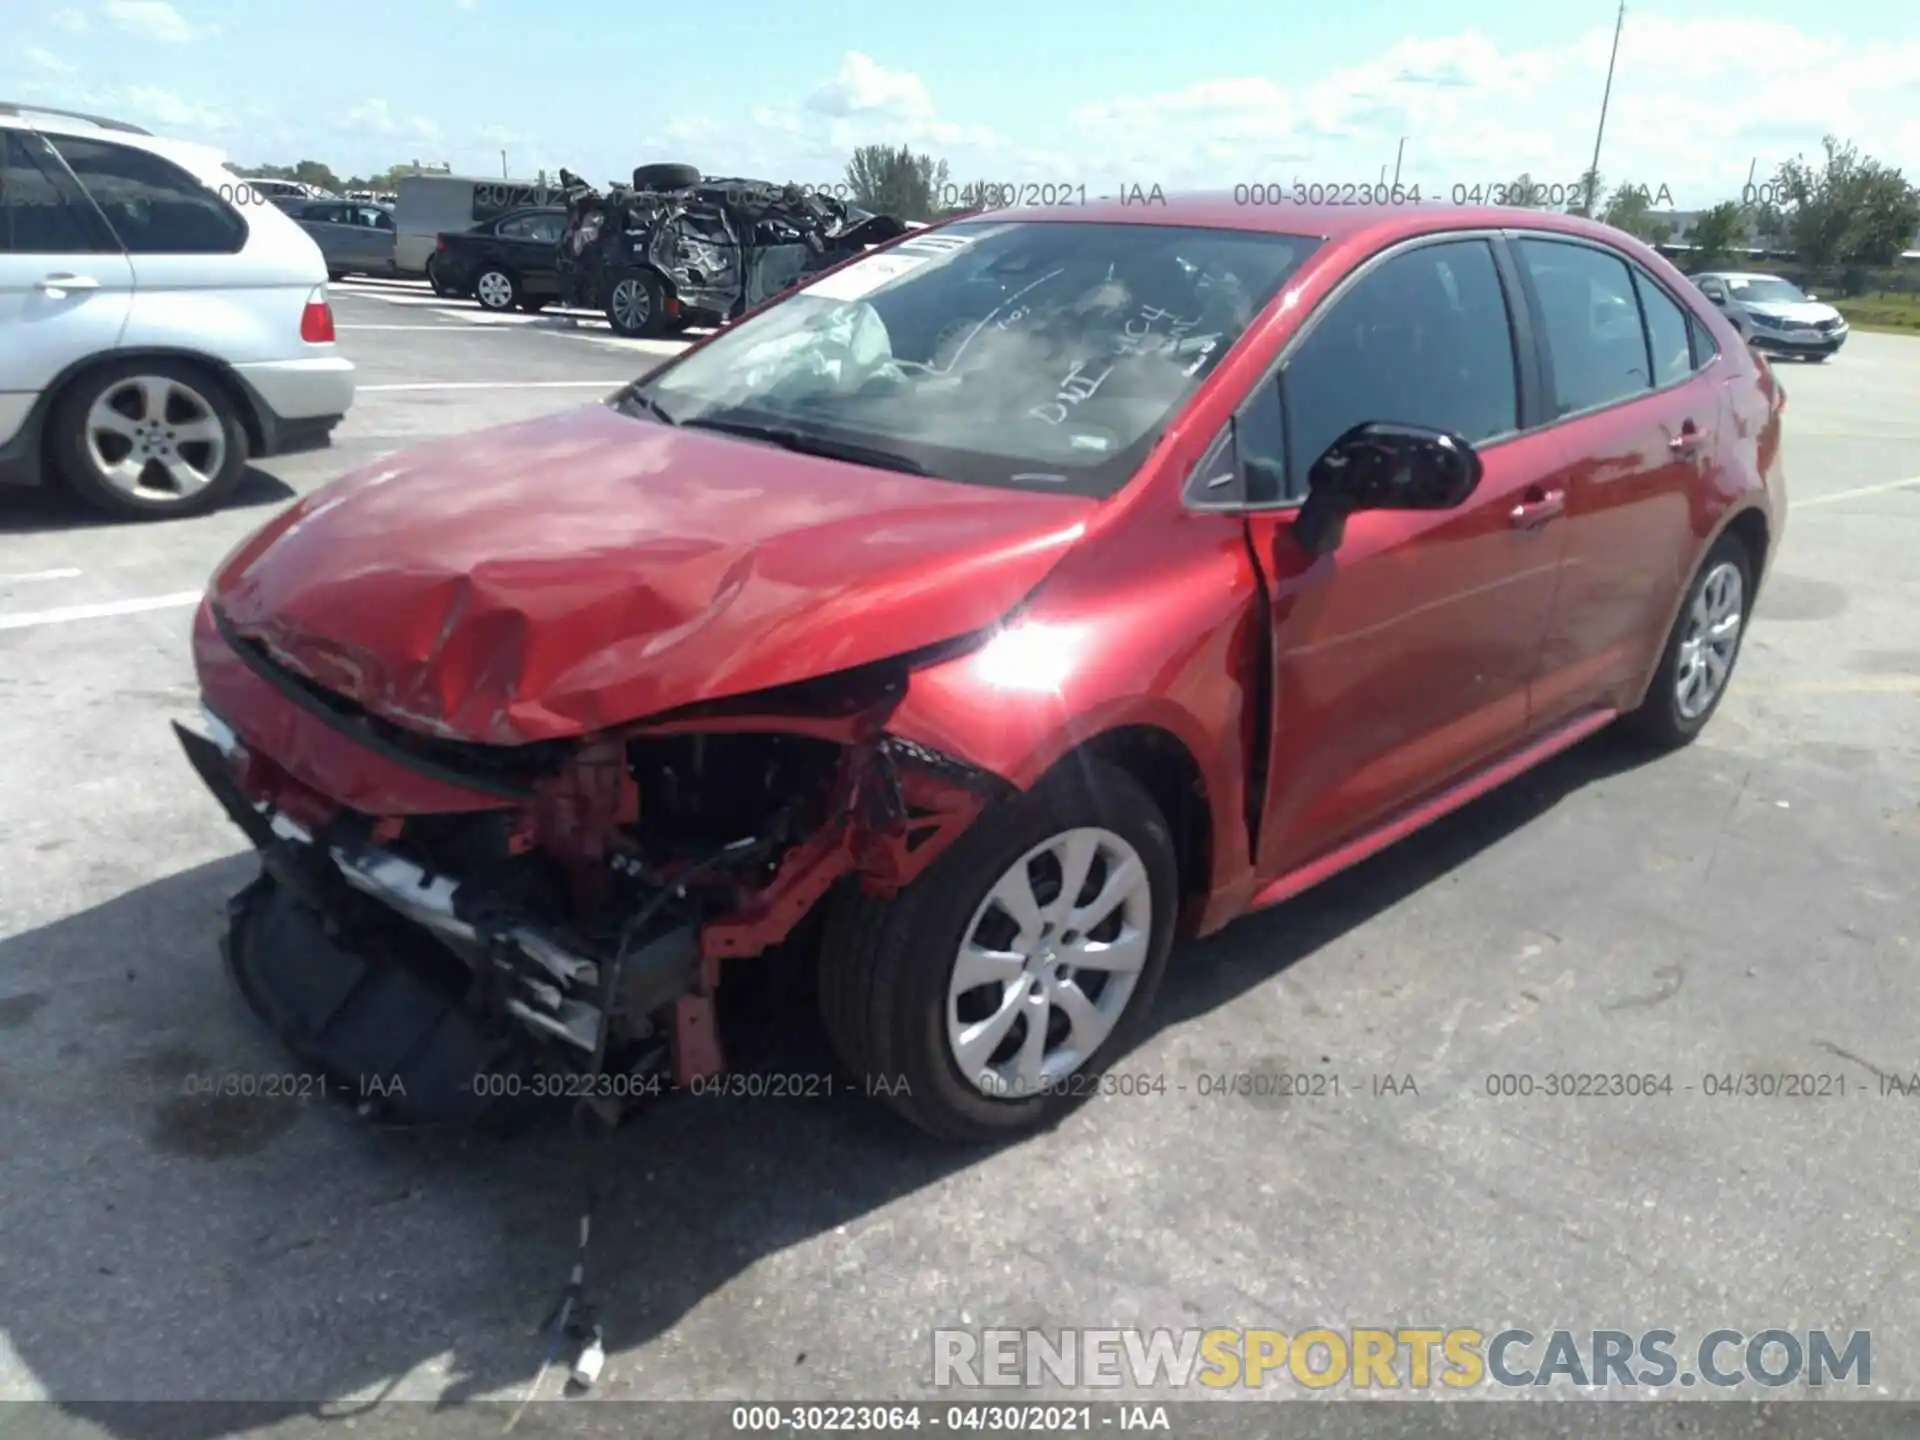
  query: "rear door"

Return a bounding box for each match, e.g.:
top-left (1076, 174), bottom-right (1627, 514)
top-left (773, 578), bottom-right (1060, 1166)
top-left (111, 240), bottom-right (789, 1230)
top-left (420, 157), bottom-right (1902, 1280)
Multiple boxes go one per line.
top-left (1236, 233), bottom-right (1571, 876)
top-left (44, 134), bottom-right (315, 368)
top-left (1509, 235), bottom-right (1724, 721)
top-left (492, 209), bottom-right (564, 296)
top-left (0, 129), bottom-right (134, 450)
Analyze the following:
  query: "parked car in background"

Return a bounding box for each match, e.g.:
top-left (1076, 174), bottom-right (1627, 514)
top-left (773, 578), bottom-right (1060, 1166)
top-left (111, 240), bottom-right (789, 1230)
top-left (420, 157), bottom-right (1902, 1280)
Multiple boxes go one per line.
top-left (393, 172), bottom-right (560, 282)
top-left (0, 102), bottom-right (353, 519)
top-left (176, 198), bottom-right (1782, 1142)
top-left (241, 176), bottom-right (331, 208)
top-left (1689, 272), bottom-right (1848, 360)
top-left (289, 199), bottom-right (396, 279)
top-left (428, 206), bottom-right (568, 311)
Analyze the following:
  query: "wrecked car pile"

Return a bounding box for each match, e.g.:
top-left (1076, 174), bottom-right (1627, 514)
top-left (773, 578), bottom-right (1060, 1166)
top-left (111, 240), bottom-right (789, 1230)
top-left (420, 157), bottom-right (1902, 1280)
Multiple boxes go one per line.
top-left (554, 163), bottom-right (909, 337)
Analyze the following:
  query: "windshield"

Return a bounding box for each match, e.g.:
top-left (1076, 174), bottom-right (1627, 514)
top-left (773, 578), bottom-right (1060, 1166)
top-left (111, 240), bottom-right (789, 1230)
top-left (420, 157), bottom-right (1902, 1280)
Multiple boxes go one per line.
top-left (1725, 276), bottom-right (1808, 304)
top-left (626, 220), bottom-right (1317, 497)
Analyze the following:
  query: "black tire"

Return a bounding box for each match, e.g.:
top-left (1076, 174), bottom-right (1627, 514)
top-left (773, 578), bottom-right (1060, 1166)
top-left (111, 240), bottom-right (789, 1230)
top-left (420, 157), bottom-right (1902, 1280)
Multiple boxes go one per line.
top-left (819, 758), bottom-right (1179, 1143)
top-left (50, 359), bottom-right (248, 519)
top-left (1618, 531), bottom-right (1755, 749)
top-left (605, 270), bottom-right (668, 337)
top-left (474, 267), bottom-right (518, 311)
top-left (327, 268), bottom-right (344, 282)
top-left (631, 162), bottom-right (701, 192)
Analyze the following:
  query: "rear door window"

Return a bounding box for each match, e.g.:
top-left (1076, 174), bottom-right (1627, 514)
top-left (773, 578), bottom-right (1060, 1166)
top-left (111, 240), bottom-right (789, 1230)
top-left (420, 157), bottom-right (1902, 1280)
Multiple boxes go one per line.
top-left (1633, 270), bottom-right (1694, 387)
top-left (44, 135), bottom-right (248, 254)
top-left (1515, 238), bottom-right (1651, 417)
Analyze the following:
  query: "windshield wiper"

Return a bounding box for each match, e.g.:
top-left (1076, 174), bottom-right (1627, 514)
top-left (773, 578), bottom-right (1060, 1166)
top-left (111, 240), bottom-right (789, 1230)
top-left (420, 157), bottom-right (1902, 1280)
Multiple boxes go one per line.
top-left (679, 416), bottom-right (931, 475)
top-left (612, 385), bottom-right (678, 425)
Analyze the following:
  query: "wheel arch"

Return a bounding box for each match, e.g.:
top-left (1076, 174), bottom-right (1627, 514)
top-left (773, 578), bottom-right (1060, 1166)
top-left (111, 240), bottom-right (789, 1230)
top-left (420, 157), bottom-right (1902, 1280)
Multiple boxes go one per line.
top-left (1034, 723), bottom-right (1216, 930)
top-left (1626, 499), bottom-right (1770, 713)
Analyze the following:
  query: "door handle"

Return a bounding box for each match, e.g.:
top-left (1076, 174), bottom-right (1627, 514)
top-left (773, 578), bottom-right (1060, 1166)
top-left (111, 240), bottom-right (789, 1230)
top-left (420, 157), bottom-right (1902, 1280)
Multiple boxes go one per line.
top-left (1668, 422), bottom-right (1702, 456)
top-left (1509, 486), bottom-right (1565, 530)
top-left (38, 273), bottom-right (100, 293)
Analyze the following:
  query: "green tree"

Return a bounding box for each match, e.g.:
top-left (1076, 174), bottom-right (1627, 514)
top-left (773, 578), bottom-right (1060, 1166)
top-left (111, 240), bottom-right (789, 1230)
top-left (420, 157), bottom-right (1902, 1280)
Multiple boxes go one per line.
top-left (1602, 182), bottom-right (1676, 241)
top-left (1772, 135), bottom-right (1920, 267)
top-left (843, 143), bottom-right (951, 221)
top-left (1687, 202), bottom-right (1747, 268)
top-left (1569, 168), bottom-right (1603, 217)
top-left (1505, 170), bottom-right (1537, 207)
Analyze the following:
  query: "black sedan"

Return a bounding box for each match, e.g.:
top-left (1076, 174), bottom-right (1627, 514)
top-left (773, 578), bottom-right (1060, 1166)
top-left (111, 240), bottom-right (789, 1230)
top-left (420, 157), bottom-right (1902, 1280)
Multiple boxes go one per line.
top-left (427, 207), bottom-right (568, 312)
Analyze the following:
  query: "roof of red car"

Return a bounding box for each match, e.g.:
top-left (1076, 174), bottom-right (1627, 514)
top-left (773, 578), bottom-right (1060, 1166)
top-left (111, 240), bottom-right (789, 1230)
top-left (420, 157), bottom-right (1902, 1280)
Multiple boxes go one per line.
top-left (971, 192), bottom-right (1632, 249)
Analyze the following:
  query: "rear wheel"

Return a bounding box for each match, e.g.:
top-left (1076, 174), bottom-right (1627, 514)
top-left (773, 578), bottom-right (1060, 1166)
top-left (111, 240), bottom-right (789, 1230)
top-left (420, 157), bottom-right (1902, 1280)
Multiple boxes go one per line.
top-left (1619, 532), bottom-right (1754, 749)
top-left (51, 360), bottom-right (247, 519)
top-left (820, 759), bottom-right (1178, 1142)
top-left (474, 267), bottom-right (518, 311)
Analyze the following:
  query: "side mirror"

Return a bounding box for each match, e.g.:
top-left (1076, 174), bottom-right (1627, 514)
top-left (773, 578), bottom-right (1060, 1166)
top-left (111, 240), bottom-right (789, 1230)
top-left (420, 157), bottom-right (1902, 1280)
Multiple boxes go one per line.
top-left (1290, 422), bottom-right (1484, 557)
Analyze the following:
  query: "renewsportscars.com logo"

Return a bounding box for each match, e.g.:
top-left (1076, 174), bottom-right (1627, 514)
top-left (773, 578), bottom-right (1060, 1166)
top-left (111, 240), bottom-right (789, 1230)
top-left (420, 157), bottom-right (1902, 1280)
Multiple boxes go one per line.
top-left (931, 1327), bottom-right (1872, 1392)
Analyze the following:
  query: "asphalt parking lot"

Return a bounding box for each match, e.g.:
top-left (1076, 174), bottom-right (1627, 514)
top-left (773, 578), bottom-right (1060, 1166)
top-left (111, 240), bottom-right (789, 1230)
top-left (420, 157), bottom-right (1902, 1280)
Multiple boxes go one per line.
top-left (1, 287), bottom-right (1916, 1425)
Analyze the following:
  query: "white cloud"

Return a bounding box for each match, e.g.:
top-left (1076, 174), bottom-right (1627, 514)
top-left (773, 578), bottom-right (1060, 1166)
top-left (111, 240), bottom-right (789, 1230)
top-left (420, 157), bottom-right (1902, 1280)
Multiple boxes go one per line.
top-left (118, 83), bottom-right (229, 132)
top-left (26, 46), bottom-right (76, 74)
top-left (455, 0), bottom-right (477, 8)
top-left (344, 98), bottom-right (442, 144)
top-left (1049, 20), bottom-right (1920, 206)
top-left (102, 0), bottom-right (198, 43)
top-left (49, 8), bottom-right (90, 31)
top-left (806, 52), bottom-right (935, 120)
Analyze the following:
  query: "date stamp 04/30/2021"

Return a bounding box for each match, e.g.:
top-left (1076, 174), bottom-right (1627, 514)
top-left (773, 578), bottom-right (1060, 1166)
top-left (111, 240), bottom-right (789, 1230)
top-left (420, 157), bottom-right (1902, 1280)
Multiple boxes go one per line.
top-left (770, 178), bottom-right (1685, 211)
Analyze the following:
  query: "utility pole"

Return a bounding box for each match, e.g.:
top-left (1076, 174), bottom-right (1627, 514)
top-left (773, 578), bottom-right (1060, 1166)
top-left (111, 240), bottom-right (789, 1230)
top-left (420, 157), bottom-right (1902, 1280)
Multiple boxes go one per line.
top-left (1392, 136), bottom-right (1406, 188)
top-left (1585, 0), bottom-right (1626, 217)
top-left (501, 149), bottom-right (509, 178)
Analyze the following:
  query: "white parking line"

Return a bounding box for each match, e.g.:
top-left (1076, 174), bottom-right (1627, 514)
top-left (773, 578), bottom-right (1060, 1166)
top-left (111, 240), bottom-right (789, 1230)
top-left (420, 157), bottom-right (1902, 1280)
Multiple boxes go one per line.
top-left (0, 592), bottom-right (200, 631)
top-left (336, 324), bottom-right (492, 332)
top-left (357, 381), bottom-right (625, 392)
top-left (0, 567), bottom-right (83, 584)
top-left (1796, 474), bottom-right (1920, 508)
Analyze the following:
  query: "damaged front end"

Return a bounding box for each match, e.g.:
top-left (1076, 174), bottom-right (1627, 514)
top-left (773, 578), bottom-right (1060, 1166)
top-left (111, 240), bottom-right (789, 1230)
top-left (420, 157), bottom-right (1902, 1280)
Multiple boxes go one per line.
top-left (176, 613), bottom-right (1005, 1127)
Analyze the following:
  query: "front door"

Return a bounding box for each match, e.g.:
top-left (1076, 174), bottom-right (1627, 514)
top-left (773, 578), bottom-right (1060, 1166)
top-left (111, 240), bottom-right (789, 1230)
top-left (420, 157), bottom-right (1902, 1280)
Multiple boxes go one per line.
top-left (1239, 235), bottom-right (1570, 877)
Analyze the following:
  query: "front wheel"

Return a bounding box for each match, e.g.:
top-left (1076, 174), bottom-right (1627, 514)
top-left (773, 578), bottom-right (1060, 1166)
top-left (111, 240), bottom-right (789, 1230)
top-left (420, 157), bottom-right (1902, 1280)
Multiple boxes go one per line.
top-left (820, 759), bottom-right (1179, 1142)
top-left (1619, 531), bottom-right (1754, 748)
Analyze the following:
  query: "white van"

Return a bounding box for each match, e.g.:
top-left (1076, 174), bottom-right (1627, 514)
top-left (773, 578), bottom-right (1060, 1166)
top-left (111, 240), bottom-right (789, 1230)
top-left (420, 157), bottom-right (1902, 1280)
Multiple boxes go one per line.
top-left (395, 173), bottom-right (557, 284)
top-left (0, 102), bottom-right (355, 518)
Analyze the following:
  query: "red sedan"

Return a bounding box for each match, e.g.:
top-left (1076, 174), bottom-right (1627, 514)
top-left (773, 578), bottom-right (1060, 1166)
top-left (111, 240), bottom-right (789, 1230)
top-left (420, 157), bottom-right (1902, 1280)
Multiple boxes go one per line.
top-left (177, 197), bottom-right (1785, 1142)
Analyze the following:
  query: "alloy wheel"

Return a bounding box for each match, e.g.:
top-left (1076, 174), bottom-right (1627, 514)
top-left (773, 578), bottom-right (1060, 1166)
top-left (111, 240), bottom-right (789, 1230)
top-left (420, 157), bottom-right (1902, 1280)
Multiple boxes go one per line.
top-left (84, 375), bottom-right (227, 503)
top-left (610, 277), bottom-right (651, 332)
top-left (946, 827), bottom-right (1152, 1100)
top-left (1675, 560), bottom-right (1744, 720)
top-left (476, 271), bottom-right (515, 309)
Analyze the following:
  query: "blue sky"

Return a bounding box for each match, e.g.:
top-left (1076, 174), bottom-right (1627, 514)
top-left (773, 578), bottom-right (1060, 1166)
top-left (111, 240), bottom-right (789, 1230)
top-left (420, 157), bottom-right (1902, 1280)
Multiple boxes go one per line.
top-left (5, 0), bottom-right (1917, 209)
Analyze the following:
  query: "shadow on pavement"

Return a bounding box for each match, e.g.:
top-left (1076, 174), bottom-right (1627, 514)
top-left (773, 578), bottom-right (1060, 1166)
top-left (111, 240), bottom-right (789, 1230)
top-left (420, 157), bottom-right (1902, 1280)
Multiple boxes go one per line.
top-left (0, 732), bottom-right (1659, 1436)
top-left (0, 468), bottom-right (297, 537)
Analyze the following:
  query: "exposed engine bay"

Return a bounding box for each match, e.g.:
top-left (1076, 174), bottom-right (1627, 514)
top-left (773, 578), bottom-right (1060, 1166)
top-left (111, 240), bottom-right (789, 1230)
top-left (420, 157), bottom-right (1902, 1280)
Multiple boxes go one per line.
top-left (553, 163), bottom-right (911, 330)
top-left (174, 632), bottom-right (1009, 1129)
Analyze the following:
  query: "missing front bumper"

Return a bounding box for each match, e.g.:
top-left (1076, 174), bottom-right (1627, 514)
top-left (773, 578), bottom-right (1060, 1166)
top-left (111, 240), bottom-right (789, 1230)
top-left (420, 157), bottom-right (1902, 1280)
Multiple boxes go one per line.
top-left (175, 716), bottom-right (702, 1124)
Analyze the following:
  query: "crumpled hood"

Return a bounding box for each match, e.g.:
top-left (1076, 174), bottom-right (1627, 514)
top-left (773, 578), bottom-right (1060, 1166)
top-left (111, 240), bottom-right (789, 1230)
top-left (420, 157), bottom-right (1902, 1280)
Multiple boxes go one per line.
top-left (212, 403), bottom-right (1093, 744)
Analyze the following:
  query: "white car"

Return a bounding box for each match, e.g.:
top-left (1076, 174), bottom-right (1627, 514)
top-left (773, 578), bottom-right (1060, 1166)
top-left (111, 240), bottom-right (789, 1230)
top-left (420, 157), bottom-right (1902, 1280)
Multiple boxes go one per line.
top-left (0, 102), bottom-right (356, 518)
top-left (1690, 271), bottom-right (1849, 362)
